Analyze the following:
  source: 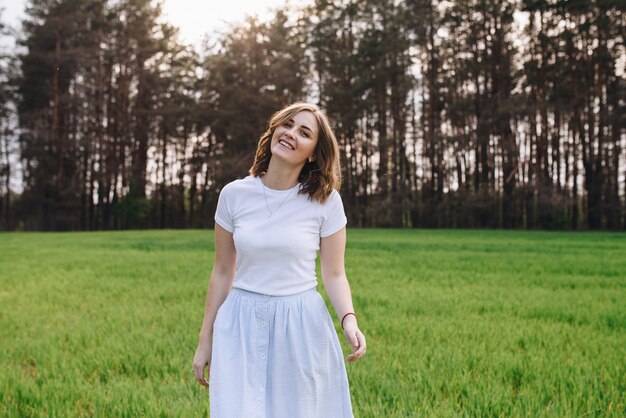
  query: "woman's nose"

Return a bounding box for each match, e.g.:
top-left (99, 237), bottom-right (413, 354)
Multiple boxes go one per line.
top-left (286, 127), bottom-right (297, 138)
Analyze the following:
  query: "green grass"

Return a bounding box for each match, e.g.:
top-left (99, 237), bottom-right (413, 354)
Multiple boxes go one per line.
top-left (1, 229), bottom-right (625, 417)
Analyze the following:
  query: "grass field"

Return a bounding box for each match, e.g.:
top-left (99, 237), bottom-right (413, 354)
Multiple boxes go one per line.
top-left (1, 229), bottom-right (625, 417)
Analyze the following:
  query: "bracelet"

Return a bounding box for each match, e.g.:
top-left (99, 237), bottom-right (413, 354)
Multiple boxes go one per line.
top-left (341, 312), bottom-right (357, 329)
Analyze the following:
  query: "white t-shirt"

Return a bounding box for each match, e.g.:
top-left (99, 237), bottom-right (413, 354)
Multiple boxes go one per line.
top-left (214, 174), bottom-right (347, 296)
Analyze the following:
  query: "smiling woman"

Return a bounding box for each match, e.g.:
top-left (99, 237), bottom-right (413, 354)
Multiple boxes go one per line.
top-left (270, 112), bottom-right (318, 173)
top-left (192, 102), bottom-right (365, 418)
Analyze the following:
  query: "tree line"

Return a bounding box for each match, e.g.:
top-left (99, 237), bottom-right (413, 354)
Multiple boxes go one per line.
top-left (0, 0), bottom-right (624, 231)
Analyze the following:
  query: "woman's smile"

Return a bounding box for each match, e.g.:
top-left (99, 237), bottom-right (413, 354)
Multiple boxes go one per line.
top-left (278, 139), bottom-right (295, 150)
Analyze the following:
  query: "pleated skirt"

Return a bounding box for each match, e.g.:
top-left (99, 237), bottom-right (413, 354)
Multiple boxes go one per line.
top-left (209, 286), bottom-right (354, 418)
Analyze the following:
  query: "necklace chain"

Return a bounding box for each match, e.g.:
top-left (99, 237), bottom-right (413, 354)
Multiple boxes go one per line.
top-left (261, 176), bottom-right (298, 217)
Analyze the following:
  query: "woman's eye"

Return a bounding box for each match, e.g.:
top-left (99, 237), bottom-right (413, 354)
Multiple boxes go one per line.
top-left (301, 131), bottom-right (309, 138)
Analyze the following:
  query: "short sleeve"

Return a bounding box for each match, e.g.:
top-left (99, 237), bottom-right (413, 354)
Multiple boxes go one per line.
top-left (214, 185), bottom-right (234, 232)
top-left (320, 190), bottom-right (347, 237)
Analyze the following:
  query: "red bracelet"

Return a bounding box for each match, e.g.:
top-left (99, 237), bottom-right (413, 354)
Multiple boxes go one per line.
top-left (341, 312), bottom-right (357, 329)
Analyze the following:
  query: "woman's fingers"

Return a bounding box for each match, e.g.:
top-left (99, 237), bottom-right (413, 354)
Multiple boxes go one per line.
top-left (350, 332), bottom-right (359, 350)
top-left (192, 345), bottom-right (212, 387)
top-left (193, 363), bottom-right (209, 387)
top-left (346, 329), bottom-right (366, 362)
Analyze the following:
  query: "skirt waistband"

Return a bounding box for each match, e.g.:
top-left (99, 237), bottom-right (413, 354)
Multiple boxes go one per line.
top-left (231, 286), bottom-right (318, 301)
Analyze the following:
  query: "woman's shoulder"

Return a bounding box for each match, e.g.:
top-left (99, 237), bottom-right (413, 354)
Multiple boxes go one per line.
top-left (304, 188), bottom-right (343, 209)
top-left (320, 188), bottom-right (342, 206)
top-left (220, 175), bottom-right (257, 195)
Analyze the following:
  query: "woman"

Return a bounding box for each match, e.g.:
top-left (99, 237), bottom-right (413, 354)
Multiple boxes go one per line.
top-left (192, 102), bottom-right (366, 418)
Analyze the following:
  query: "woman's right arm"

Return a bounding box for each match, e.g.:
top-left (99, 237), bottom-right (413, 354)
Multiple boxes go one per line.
top-left (193, 223), bottom-right (237, 387)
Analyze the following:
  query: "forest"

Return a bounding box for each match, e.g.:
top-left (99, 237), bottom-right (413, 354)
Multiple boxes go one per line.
top-left (0, 0), bottom-right (624, 231)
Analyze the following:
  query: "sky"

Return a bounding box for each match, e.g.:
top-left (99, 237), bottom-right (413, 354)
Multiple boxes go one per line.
top-left (0, 0), bottom-right (309, 50)
top-left (160, 0), bottom-right (308, 49)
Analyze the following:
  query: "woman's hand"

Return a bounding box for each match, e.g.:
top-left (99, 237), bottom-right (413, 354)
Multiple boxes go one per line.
top-left (342, 317), bottom-right (366, 362)
top-left (192, 340), bottom-right (212, 387)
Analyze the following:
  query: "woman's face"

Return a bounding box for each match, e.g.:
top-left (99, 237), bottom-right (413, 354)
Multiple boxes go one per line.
top-left (270, 110), bottom-right (319, 167)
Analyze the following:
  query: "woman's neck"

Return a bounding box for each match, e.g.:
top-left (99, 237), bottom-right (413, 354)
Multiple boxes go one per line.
top-left (261, 159), bottom-right (302, 190)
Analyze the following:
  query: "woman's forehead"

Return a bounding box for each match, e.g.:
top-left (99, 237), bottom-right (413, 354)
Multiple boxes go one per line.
top-left (291, 111), bottom-right (319, 133)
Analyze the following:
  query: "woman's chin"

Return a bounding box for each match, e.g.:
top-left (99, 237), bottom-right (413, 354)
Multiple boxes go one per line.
top-left (270, 150), bottom-right (304, 166)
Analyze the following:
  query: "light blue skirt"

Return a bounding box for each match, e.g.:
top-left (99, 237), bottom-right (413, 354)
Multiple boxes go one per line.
top-left (209, 287), bottom-right (354, 418)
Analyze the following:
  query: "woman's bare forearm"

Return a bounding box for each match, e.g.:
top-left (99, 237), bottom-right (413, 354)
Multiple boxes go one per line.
top-left (323, 272), bottom-right (366, 362)
top-left (198, 270), bottom-right (235, 344)
top-left (322, 273), bottom-right (357, 325)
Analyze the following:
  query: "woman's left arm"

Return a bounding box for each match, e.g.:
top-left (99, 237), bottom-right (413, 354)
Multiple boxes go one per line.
top-left (320, 227), bottom-right (366, 362)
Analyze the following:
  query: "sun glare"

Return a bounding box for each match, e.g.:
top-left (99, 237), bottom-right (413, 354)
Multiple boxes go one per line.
top-left (160, 0), bottom-right (309, 49)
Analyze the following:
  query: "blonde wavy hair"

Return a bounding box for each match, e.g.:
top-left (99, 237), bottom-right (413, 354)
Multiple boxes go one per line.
top-left (248, 102), bottom-right (342, 204)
